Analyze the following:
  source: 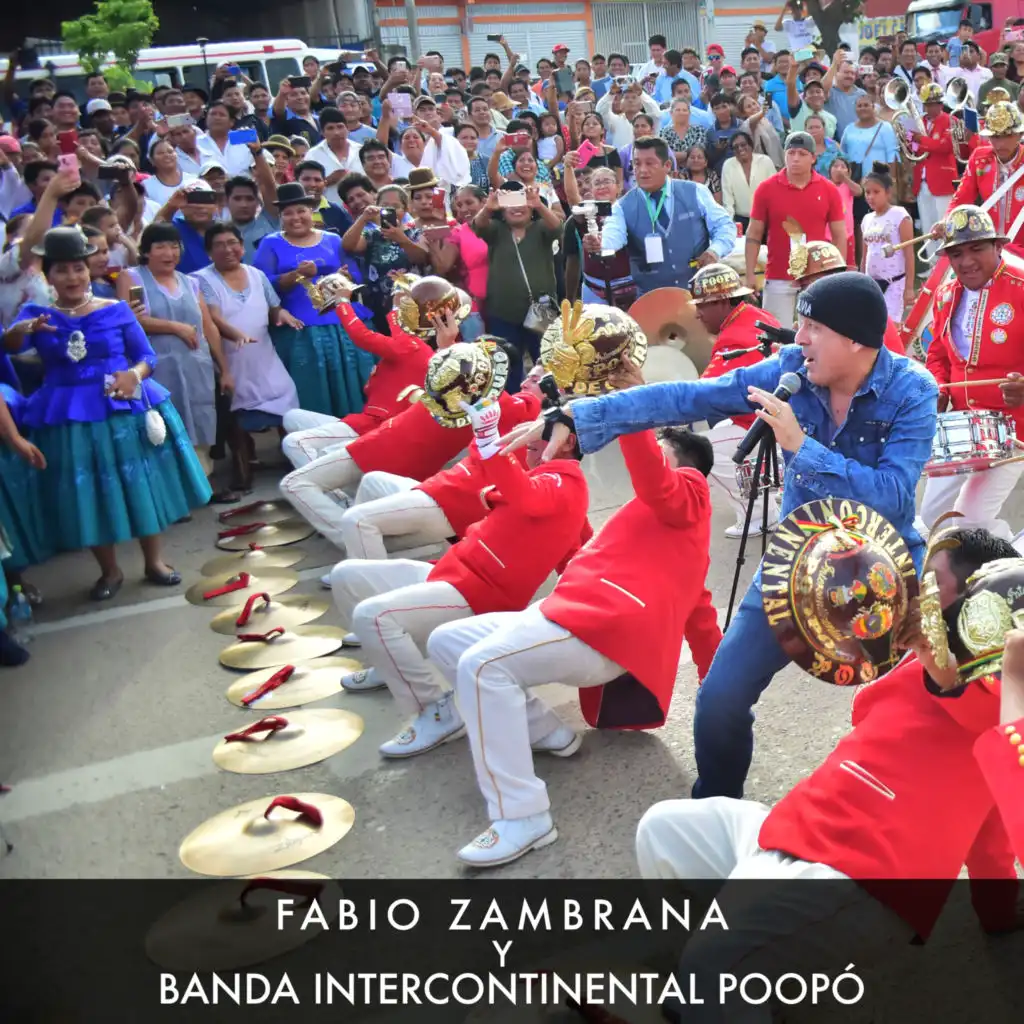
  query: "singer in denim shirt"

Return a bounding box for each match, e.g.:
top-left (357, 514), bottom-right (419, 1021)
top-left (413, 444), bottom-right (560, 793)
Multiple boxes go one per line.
top-left (563, 279), bottom-right (937, 801)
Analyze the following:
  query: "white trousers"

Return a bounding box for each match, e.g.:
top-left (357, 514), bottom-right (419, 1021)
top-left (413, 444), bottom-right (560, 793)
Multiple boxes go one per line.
top-left (917, 182), bottom-right (953, 264)
top-left (281, 410), bottom-right (358, 469)
top-left (919, 460), bottom-right (1024, 541)
top-left (761, 280), bottom-right (799, 328)
top-left (331, 558), bottom-right (471, 716)
top-left (280, 441), bottom-right (363, 550)
top-left (428, 603), bottom-right (624, 821)
top-left (341, 472), bottom-right (454, 560)
top-left (635, 798), bottom-right (914, 1023)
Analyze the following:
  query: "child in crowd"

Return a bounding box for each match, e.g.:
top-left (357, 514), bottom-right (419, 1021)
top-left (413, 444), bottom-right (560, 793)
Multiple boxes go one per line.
top-left (828, 156), bottom-right (860, 267)
top-left (538, 112), bottom-right (565, 172)
top-left (860, 162), bottom-right (915, 322)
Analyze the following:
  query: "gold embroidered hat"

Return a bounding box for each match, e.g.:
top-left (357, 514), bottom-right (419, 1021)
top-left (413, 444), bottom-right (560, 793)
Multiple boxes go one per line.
top-left (417, 339), bottom-right (509, 428)
top-left (979, 100), bottom-right (1024, 137)
top-left (392, 274), bottom-right (471, 338)
top-left (539, 300), bottom-right (648, 396)
top-left (689, 262), bottom-right (753, 304)
top-left (761, 499), bottom-right (916, 686)
top-left (919, 83), bottom-right (943, 104)
top-left (937, 204), bottom-right (1009, 252)
top-left (789, 240), bottom-right (846, 281)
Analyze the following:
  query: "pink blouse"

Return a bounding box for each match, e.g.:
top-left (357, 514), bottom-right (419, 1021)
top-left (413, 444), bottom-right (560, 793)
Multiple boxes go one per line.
top-left (450, 222), bottom-right (489, 310)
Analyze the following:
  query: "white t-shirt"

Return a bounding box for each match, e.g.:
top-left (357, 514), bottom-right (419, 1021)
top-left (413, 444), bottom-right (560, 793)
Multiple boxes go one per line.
top-left (305, 139), bottom-right (364, 205)
top-left (197, 134), bottom-right (256, 177)
top-left (782, 16), bottom-right (817, 51)
top-left (143, 173), bottom-right (197, 208)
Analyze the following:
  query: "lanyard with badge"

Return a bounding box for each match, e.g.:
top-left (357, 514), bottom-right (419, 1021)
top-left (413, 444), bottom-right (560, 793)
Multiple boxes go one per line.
top-left (644, 188), bottom-right (666, 264)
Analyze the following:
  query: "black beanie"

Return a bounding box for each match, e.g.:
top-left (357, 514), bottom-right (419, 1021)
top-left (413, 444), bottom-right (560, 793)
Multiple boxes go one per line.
top-left (795, 271), bottom-right (888, 349)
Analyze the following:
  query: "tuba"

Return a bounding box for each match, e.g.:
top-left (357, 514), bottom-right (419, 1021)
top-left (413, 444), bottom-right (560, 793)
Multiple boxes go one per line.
top-left (884, 79), bottom-right (927, 164)
top-left (944, 76), bottom-right (974, 164)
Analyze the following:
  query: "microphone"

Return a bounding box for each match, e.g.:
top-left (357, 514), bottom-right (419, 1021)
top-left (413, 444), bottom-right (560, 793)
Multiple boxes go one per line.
top-left (731, 372), bottom-right (802, 465)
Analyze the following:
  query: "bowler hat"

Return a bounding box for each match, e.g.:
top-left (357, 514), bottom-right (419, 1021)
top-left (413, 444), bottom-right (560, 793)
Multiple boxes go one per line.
top-left (273, 182), bottom-right (318, 208)
top-left (31, 226), bottom-right (97, 261)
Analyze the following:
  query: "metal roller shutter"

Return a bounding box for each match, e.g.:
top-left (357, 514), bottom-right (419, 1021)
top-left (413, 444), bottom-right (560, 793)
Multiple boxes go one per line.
top-left (592, 1), bottom-right (702, 66)
top-left (379, 5), bottom-right (465, 68)
top-left (466, 4), bottom-right (590, 69)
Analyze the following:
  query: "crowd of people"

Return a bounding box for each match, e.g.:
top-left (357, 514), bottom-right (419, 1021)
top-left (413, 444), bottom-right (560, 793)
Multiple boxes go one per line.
top-left (3, 12), bottom-right (1024, 1004)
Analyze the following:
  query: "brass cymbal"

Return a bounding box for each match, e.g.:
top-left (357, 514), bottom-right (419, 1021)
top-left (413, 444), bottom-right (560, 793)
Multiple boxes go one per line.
top-left (179, 792), bottom-right (355, 876)
top-left (200, 546), bottom-right (307, 577)
top-left (219, 625), bottom-right (346, 670)
top-left (209, 594), bottom-right (331, 636)
top-left (217, 499), bottom-right (296, 526)
top-left (216, 519), bottom-right (314, 551)
top-left (145, 874), bottom-right (342, 971)
top-left (185, 569), bottom-right (298, 607)
top-left (212, 709), bottom-right (364, 774)
top-left (226, 657), bottom-right (364, 709)
top-left (628, 287), bottom-right (712, 374)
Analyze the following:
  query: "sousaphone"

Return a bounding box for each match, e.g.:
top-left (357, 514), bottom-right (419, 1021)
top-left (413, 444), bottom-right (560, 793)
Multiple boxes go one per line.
top-left (145, 872), bottom-right (342, 971)
top-left (178, 792), bottom-right (355, 876)
top-left (627, 288), bottom-right (710, 381)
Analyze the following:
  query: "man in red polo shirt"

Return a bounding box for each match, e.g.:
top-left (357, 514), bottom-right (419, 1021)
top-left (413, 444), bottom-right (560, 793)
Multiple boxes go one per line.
top-left (745, 131), bottom-right (846, 327)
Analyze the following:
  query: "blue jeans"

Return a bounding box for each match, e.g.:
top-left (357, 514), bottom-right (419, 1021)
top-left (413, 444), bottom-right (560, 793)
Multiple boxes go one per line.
top-left (459, 311), bottom-right (486, 342)
top-left (484, 314), bottom-right (541, 393)
top-left (692, 578), bottom-right (791, 800)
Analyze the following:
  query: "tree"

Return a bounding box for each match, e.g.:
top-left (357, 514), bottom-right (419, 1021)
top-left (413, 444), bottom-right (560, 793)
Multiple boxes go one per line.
top-left (62, 0), bottom-right (160, 91)
top-left (801, 0), bottom-right (865, 54)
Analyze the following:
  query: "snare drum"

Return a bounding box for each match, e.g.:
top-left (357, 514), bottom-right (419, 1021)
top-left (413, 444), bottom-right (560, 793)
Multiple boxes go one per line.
top-left (924, 410), bottom-right (1017, 477)
top-left (735, 448), bottom-right (784, 499)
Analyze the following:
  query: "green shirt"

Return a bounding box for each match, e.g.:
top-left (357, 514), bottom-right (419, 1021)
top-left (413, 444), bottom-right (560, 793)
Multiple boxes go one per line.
top-left (790, 102), bottom-right (838, 140)
top-left (978, 77), bottom-right (1020, 111)
top-left (473, 217), bottom-right (560, 324)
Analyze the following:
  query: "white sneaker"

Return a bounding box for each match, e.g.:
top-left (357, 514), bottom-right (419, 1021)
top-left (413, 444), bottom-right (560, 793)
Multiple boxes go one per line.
top-left (341, 667), bottom-right (386, 692)
top-left (342, 631), bottom-right (361, 647)
top-left (320, 573), bottom-right (332, 589)
top-left (724, 519), bottom-right (777, 540)
top-left (457, 812), bottom-right (558, 867)
top-left (531, 723), bottom-right (582, 757)
top-left (379, 693), bottom-right (465, 758)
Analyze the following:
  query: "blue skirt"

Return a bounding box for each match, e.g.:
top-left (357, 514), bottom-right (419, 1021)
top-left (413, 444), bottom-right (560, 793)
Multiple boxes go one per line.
top-left (270, 322), bottom-right (376, 418)
top-left (0, 565), bottom-right (6, 629)
top-left (0, 446), bottom-right (53, 571)
top-left (31, 401), bottom-right (213, 550)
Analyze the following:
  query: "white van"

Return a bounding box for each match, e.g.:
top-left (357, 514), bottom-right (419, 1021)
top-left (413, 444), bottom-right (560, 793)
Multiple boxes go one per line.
top-left (0, 38), bottom-right (319, 101)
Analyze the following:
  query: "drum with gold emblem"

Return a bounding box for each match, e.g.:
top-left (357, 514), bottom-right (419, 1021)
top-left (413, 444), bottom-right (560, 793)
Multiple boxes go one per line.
top-left (761, 499), bottom-right (917, 685)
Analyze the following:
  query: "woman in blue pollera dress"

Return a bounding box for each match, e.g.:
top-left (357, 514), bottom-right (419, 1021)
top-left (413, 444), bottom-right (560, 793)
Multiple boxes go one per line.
top-left (3, 227), bottom-right (211, 602)
top-left (252, 182), bottom-right (375, 417)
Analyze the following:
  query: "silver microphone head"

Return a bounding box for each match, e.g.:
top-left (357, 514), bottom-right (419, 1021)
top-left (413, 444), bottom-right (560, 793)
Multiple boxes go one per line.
top-left (779, 372), bottom-right (802, 397)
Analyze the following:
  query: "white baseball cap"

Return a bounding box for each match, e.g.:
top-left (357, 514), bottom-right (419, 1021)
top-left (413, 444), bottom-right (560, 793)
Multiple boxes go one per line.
top-left (86, 98), bottom-right (113, 114)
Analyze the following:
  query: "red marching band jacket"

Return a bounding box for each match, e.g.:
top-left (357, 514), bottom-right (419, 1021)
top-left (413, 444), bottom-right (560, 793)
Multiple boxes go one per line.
top-left (700, 302), bottom-right (781, 428)
top-left (336, 305), bottom-right (435, 435)
top-left (346, 392), bottom-right (539, 482)
top-left (950, 143), bottom-right (1024, 248)
top-left (427, 449), bottom-right (591, 616)
top-left (759, 658), bottom-right (1024, 940)
top-left (912, 112), bottom-right (959, 199)
top-left (541, 430), bottom-right (722, 731)
top-left (925, 256), bottom-right (1024, 434)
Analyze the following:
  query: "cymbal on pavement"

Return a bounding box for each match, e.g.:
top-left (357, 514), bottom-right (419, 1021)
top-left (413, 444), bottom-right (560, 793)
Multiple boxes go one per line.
top-left (209, 594), bottom-right (331, 636)
top-left (185, 569), bottom-right (298, 607)
top-left (216, 519), bottom-right (314, 551)
top-left (200, 546), bottom-right (307, 577)
top-left (179, 792), bottom-right (355, 876)
top-left (219, 625), bottom-right (346, 670)
top-left (226, 657), bottom-right (364, 709)
top-left (217, 499), bottom-right (296, 526)
top-left (628, 287), bottom-right (711, 374)
top-left (212, 709), bottom-right (364, 774)
top-left (145, 874), bottom-right (342, 971)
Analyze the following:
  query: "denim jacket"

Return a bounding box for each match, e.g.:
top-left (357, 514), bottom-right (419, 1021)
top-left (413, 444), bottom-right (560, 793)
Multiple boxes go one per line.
top-left (572, 345), bottom-right (938, 570)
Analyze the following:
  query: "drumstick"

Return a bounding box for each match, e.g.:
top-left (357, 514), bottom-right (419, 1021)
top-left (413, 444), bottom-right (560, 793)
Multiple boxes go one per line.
top-left (881, 232), bottom-right (937, 258)
top-left (938, 378), bottom-right (1014, 389)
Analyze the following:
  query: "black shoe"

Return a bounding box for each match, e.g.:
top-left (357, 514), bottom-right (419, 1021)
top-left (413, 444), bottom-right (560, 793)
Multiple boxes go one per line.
top-left (89, 575), bottom-right (124, 602)
top-left (144, 567), bottom-right (182, 586)
top-left (0, 629), bottom-right (29, 667)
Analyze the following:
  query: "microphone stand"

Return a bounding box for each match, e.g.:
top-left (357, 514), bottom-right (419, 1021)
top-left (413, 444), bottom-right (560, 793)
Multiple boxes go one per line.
top-left (725, 432), bottom-right (781, 629)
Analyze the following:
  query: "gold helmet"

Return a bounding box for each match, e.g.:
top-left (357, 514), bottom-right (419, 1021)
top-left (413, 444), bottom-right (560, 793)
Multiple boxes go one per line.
top-left (789, 240), bottom-right (846, 282)
top-left (919, 82), bottom-right (943, 104)
top-left (937, 204), bottom-right (1009, 252)
top-left (761, 499), bottom-right (915, 686)
top-left (392, 274), bottom-right (472, 338)
top-left (980, 100), bottom-right (1024, 137)
top-left (539, 300), bottom-right (648, 396)
top-left (689, 262), bottom-right (754, 304)
top-left (417, 339), bottom-right (509, 428)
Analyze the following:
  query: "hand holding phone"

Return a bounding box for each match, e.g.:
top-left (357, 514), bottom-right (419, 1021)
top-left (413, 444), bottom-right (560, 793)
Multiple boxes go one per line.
top-left (497, 190), bottom-right (527, 209)
top-left (575, 140), bottom-right (601, 167)
top-left (228, 127), bottom-right (259, 145)
top-left (58, 130), bottom-right (79, 156)
top-left (505, 131), bottom-right (530, 148)
top-left (58, 153), bottom-right (80, 178)
top-left (390, 92), bottom-right (413, 118)
top-left (288, 75), bottom-right (312, 89)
